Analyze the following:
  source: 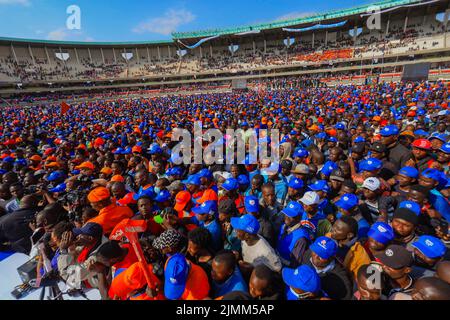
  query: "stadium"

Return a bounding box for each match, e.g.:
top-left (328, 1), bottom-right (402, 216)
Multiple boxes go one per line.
top-left (0, 0), bottom-right (449, 304)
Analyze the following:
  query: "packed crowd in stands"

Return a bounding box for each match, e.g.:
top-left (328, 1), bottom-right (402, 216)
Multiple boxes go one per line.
top-left (0, 80), bottom-right (449, 300)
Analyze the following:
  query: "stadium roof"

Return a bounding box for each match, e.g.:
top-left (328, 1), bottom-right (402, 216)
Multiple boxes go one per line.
top-left (172, 0), bottom-right (423, 39)
top-left (0, 36), bottom-right (174, 46)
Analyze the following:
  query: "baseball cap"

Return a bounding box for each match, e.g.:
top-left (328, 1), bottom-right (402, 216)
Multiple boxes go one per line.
top-left (100, 167), bottom-right (113, 175)
top-left (132, 186), bottom-right (156, 201)
top-left (330, 169), bottom-right (345, 182)
top-left (379, 245), bottom-right (413, 269)
top-left (282, 265), bottom-right (321, 293)
top-left (413, 129), bottom-right (429, 137)
top-left (148, 144), bottom-right (163, 155)
top-left (328, 136), bottom-right (338, 143)
top-left (166, 167), bottom-right (183, 177)
top-left (72, 222), bottom-right (103, 238)
top-left (174, 191), bottom-right (191, 212)
top-left (244, 196), bottom-right (259, 213)
top-left (167, 181), bottom-right (184, 192)
top-left (412, 139), bottom-right (432, 151)
top-left (411, 236), bottom-right (447, 259)
top-left (335, 123), bottom-right (346, 130)
top-left (399, 200), bottom-right (421, 215)
top-left (197, 168), bottom-right (213, 179)
top-left (132, 146), bottom-right (142, 154)
top-left (282, 201), bottom-right (305, 218)
top-left (231, 214), bottom-right (260, 234)
top-left (221, 178), bottom-right (239, 191)
top-left (367, 222), bottom-right (394, 245)
top-left (380, 125), bottom-right (399, 137)
top-left (88, 187), bottom-right (110, 203)
top-left (354, 136), bottom-right (366, 143)
top-left (29, 155), bottom-right (42, 162)
top-left (288, 177), bottom-right (304, 190)
top-left (335, 193), bottom-right (359, 211)
top-left (46, 171), bottom-right (65, 182)
top-left (291, 164), bottom-right (310, 174)
top-left (370, 142), bottom-right (387, 153)
top-left (281, 159), bottom-right (293, 170)
top-left (398, 167), bottom-right (419, 179)
top-left (154, 189), bottom-right (171, 203)
top-left (237, 174), bottom-right (250, 186)
top-left (49, 183), bottom-right (66, 193)
top-left (310, 236), bottom-right (338, 260)
top-left (362, 177), bottom-right (381, 191)
top-left (439, 142), bottom-right (450, 154)
top-left (192, 200), bottom-right (218, 216)
top-left (299, 191), bottom-right (320, 206)
top-left (293, 149), bottom-right (309, 158)
top-left (111, 175), bottom-right (125, 183)
top-left (76, 161), bottom-right (95, 171)
top-left (320, 161), bottom-right (338, 177)
top-left (182, 175), bottom-right (201, 186)
top-left (421, 168), bottom-right (442, 181)
top-left (359, 158), bottom-right (383, 172)
top-left (308, 180), bottom-right (330, 193)
top-left (164, 253), bottom-right (189, 300)
top-left (429, 133), bottom-right (448, 143)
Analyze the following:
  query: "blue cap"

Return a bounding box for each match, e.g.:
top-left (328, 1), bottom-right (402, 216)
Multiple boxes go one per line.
top-left (241, 121), bottom-right (249, 127)
top-left (399, 200), bottom-right (421, 215)
top-left (197, 168), bottom-right (213, 179)
top-left (288, 177), bottom-right (304, 190)
top-left (412, 236), bottom-right (447, 259)
top-left (0, 169), bottom-right (7, 175)
top-left (113, 147), bottom-right (124, 155)
top-left (282, 265), bottom-right (321, 293)
top-left (14, 159), bottom-right (27, 166)
top-left (282, 201), bottom-right (305, 218)
top-left (154, 189), bottom-right (171, 202)
top-left (3, 157), bottom-right (14, 163)
top-left (222, 178), bottom-right (239, 191)
top-left (192, 200), bottom-right (218, 215)
top-left (46, 171), bottom-right (65, 182)
top-left (421, 168), bottom-right (442, 181)
top-left (414, 129), bottom-right (428, 137)
top-left (244, 195), bottom-right (259, 213)
top-left (132, 186), bottom-right (156, 201)
top-left (164, 253), bottom-right (189, 300)
top-left (72, 222), bottom-right (103, 238)
top-left (316, 132), bottom-right (327, 139)
top-left (182, 175), bottom-right (201, 186)
top-left (237, 174), bottom-right (250, 186)
top-left (122, 147), bottom-right (132, 155)
top-left (439, 142), bottom-right (450, 154)
top-left (367, 222), bottom-right (394, 245)
top-left (231, 214), bottom-right (260, 234)
top-left (399, 166), bottom-right (419, 179)
top-left (320, 161), bottom-right (338, 177)
top-left (429, 133), bottom-right (448, 143)
top-left (335, 193), bottom-right (359, 211)
top-left (380, 125), bottom-right (399, 137)
top-left (167, 166), bottom-right (183, 176)
top-left (359, 158), bottom-right (383, 172)
top-left (49, 183), bottom-right (66, 193)
top-left (310, 236), bottom-right (338, 259)
top-left (148, 144), bottom-right (163, 155)
top-left (293, 149), bottom-right (309, 158)
top-left (354, 136), bottom-right (366, 143)
top-left (308, 180), bottom-right (330, 193)
top-left (335, 123), bottom-right (346, 130)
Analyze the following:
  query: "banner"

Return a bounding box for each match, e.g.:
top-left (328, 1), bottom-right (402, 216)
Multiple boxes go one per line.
top-left (177, 35), bottom-right (221, 49)
top-left (283, 20), bottom-right (347, 33)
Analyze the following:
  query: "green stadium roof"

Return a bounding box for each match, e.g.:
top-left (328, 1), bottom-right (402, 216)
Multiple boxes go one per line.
top-left (0, 36), bottom-right (174, 46)
top-left (172, 0), bottom-right (423, 39)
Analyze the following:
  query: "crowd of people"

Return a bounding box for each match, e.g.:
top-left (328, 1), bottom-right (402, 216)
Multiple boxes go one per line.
top-left (0, 80), bottom-right (449, 301)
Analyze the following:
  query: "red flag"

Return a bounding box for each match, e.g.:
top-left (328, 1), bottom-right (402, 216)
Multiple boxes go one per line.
top-left (61, 102), bottom-right (70, 115)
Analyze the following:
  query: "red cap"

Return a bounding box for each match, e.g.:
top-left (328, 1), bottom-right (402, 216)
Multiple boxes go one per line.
top-left (412, 139), bottom-right (432, 150)
top-left (132, 146), bottom-right (142, 154)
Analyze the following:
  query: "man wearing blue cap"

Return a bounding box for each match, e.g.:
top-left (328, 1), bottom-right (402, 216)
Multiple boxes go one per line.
top-left (183, 174), bottom-right (203, 206)
top-left (392, 166), bottom-right (419, 199)
top-left (380, 124), bottom-right (413, 170)
top-left (282, 265), bottom-right (325, 300)
top-left (283, 176), bottom-right (304, 207)
top-left (231, 214), bottom-right (282, 273)
top-left (244, 195), bottom-right (275, 247)
top-left (277, 201), bottom-right (311, 268)
top-left (435, 142), bottom-right (450, 175)
top-left (419, 168), bottom-right (450, 221)
top-left (259, 184), bottom-right (284, 237)
top-left (411, 235), bottom-right (448, 279)
top-left (220, 177), bottom-right (245, 215)
top-left (188, 200), bottom-right (222, 252)
top-left (302, 236), bottom-right (353, 300)
top-left (335, 193), bottom-right (370, 239)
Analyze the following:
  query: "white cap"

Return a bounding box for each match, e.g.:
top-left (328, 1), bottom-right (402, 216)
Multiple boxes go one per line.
top-left (362, 177), bottom-right (381, 191)
top-left (299, 191), bottom-right (320, 206)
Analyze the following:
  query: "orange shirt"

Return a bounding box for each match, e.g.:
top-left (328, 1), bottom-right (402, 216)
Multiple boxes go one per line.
top-left (180, 262), bottom-right (210, 300)
top-left (197, 189), bottom-right (218, 204)
top-left (88, 203), bottom-right (133, 235)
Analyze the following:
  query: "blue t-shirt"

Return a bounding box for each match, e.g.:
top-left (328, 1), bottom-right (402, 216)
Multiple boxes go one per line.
top-left (191, 216), bottom-right (223, 252)
top-left (212, 267), bottom-right (248, 298)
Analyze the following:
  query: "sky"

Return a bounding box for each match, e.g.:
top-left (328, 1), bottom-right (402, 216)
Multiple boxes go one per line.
top-left (0, 0), bottom-right (381, 42)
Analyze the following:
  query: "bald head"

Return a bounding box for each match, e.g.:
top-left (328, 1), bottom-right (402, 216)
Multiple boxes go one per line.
top-left (412, 277), bottom-right (450, 300)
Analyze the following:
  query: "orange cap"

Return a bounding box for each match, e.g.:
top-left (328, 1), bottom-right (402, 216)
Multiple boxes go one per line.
top-left (100, 167), bottom-right (113, 175)
top-left (46, 156), bottom-right (57, 162)
top-left (45, 162), bottom-right (60, 168)
top-left (88, 187), bottom-right (110, 203)
top-left (372, 116), bottom-right (381, 122)
top-left (132, 146), bottom-right (142, 154)
top-left (29, 155), bottom-right (42, 162)
top-left (111, 175), bottom-right (125, 183)
top-left (174, 191), bottom-right (191, 212)
top-left (76, 161), bottom-right (95, 171)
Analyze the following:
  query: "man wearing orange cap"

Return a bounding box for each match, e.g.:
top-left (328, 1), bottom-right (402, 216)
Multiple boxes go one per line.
top-left (29, 155), bottom-right (42, 171)
top-left (99, 167), bottom-right (113, 180)
top-left (174, 191), bottom-right (194, 219)
top-left (76, 161), bottom-right (96, 177)
top-left (87, 187), bottom-right (134, 235)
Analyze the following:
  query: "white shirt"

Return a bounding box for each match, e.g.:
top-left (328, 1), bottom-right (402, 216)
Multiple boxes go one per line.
top-left (242, 235), bottom-right (282, 272)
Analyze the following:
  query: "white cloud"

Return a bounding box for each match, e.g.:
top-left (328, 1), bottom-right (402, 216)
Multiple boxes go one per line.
top-left (0, 0), bottom-right (30, 6)
top-left (133, 8), bottom-right (195, 35)
top-left (275, 11), bottom-right (317, 22)
top-left (47, 28), bottom-right (68, 41)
